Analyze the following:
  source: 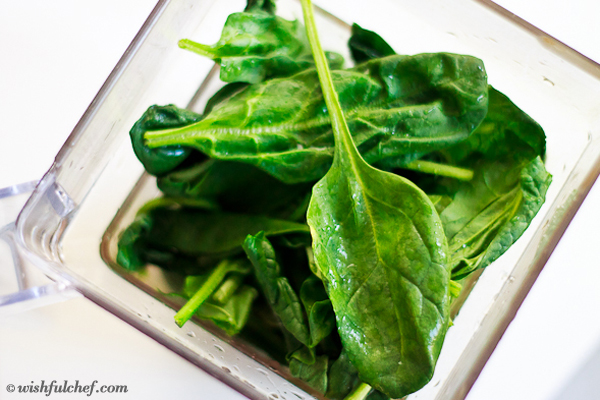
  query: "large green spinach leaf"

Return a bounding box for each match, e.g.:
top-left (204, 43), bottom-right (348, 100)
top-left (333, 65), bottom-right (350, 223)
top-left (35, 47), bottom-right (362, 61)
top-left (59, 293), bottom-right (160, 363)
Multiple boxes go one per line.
top-left (432, 88), bottom-right (551, 279)
top-left (301, 1), bottom-right (452, 397)
top-left (117, 200), bottom-right (309, 274)
top-left (443, 158), bottom-right (550, 279)
top-left (442, 86), bottom-right (546, 163)
top-left (179, 0), bottom-right (343, 84)
top-left (145, 53), bottom-right (488, 183)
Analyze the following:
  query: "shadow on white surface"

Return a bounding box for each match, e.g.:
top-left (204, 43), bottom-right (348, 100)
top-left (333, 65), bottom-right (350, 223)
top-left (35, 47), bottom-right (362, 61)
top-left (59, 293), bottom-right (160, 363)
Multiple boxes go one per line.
top-left (552, 340), bottom-right (600, 400)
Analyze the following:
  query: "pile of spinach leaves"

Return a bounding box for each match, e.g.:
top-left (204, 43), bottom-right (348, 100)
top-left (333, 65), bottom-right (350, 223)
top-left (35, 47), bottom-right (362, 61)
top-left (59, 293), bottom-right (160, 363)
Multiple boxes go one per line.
top-left (118, 0), bottom-right (551, 398)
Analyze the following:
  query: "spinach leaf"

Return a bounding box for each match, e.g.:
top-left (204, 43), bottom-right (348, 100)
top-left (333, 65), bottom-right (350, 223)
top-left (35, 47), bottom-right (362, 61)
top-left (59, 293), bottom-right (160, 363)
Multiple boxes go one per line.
top-left (157, 159), bottom-right (313, 219)
top-left (239, 298), bottom-right (291, 364)
top-left (326, 350), bottom-right (360, 399)
top-left (117, 212), bottom-right (153, 271)
top-left (245, 0), bottom-right (276, 14)
top-left (178, 3), bottom-right (343, 84)
top-left (212, 273), bottom-right (246, 304)
top-left (243, 233), bottom-right (339, 395)
top-left (442, 86), bottom-right (546, 164)
top-left (300, 276), bottom-right (336, 348)
top-left (289, 355), bottom-right (329, 394)
top-left (289, 346), bottom-right (390, 399)
top-left (144, 207), bottom-right (309, 255)
top-left (145, 53), bottom-right (488, 183)
top-left (203, 82), bottom-right (249, 115)
top-left (243, 232), bottom-right (312, 347)
top-left (442, 157), bottom-right (550, 279)
top-left (130, 105), bottom-right (203, 176)
top-left (301, 1), bottom-right (452, 397)
top-left (175, 258), bottom-right (251, 327)
top-left (195, 286), bottom-right (258, 335)
top-left (116, 197), bottom-right (216, 272)
top-left (433, 88), bottom-right (551, 279)
top-left (365, 389), bottom-right (391, 400)
top-left (349, 23), bottom-right (396, 64)
top-left (429, 194), bottom-right (453, 214)
top-left (288, 345), bottom-right (317, 365)
top-left (117, 199), bottom-right (309, 275)
top-left (173, 269), bottom-right (258, 334)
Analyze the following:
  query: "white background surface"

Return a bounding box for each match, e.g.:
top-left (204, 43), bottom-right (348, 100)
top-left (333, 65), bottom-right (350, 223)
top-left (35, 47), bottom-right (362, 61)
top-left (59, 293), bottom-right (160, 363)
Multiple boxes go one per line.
top-left (1, 1), bottom-right (600, 399)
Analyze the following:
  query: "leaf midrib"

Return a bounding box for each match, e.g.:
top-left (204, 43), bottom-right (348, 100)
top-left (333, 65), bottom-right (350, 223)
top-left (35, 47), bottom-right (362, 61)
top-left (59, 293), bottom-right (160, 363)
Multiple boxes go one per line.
top-left (448, 185), bottom-right (522, 251)
top-left (145, 100), bottom-right (444, 148)
top-left (339, 166), bottom-right (443, 344)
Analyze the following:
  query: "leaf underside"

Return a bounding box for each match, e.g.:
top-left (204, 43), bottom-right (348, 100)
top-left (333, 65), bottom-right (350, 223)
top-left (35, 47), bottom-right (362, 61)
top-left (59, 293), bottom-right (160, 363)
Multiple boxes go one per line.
top-left (145, 54), bottom-right (488, 184)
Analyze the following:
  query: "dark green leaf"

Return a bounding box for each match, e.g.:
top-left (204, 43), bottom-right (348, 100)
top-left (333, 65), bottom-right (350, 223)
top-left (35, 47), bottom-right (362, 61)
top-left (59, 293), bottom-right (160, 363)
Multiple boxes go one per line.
top-left (239, 299), bottom-right (290, 364)
top-left (325, 350), bottom-right (360, 400)
top-left (432, 87), bottom-right (551, 279)
top-left (138, 247), bottom-right (225, 275)
top-left (271, 232), bottom-right (312, 249)
top-left (288, 345), bottom-right (316, 365)
top-left (243, 232), bottom-right (311, 346)
top-left (145, 207), bottom-right (309, 255)
top-left (289, 355), bottom-right (329, 394)
top-left (117, 199), bottom-right (309, 274)
top-left (145, 54), bottom-right (488, 183)
top-left (349, 23), bottom-right (396, 63)
top-left (442, 86), bottom-right (546, 163)
top-left (366, 389), bottom-right (391, 400)
top-left (300, 276), bottom-right (335, 347)
top-left (129, 105), bottom-right (202, 176)
top-left (301, 2), bottom-right (452, 397)
top-left (116, 213), bottom-right (152, 271)
top-left (117, 195), bottom-right (216, 273)
top-left (135, 196), bottom-right (217, 215)
top-left (244, 0), bottom-right (276, 14)
top-left (157, 159), bottom-right (313, 219)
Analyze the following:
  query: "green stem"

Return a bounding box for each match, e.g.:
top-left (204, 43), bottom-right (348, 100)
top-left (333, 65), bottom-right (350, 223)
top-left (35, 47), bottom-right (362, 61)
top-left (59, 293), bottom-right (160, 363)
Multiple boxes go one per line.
top-left (174, 260), bottom-right (233, 327)
top-left (178, 39), bottom-right (218, 60)
top-left (212, 274), bottom-right (245, 304)
top-left (449, 279), bottom-right (463, 298)
top-left (145, 123), bottom-right (200, 148)
top-left (403, 160), bottom-right (474, 181)
top-left (300, 0), bottom-right (360, 162)
top-left (344, 382), bottom-right (372, 400)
